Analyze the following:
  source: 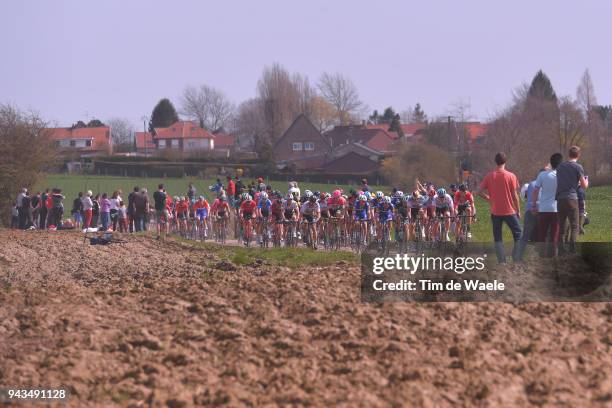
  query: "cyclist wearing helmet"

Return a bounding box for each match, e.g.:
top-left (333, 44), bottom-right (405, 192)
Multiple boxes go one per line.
top-left (328, 190), bottom-right (346, 218)
top-left (288, 181), bottom-right (301, 202)
top-left (432, 188), bottom-right (455, 242)
top-left (256, 191), bottom-right (272, 244)
top-left (194, 195), bottom-right (210, 227)
top-left (300, 194), bottom-right (321, 249)
top-left (354, 194), bottom-right (370, 245)
top-left (406, 190), bottom-right (427, 241)
top-left (301, 190), bottom-right (313, 205)
top-left (175, 196), bottom-right (190, 235)
top-left (454, 184), bottom-right (475, 239)
top-left (239, 193), bottom-right (257, 245)
top-left (318, 192), bottom-right (330, 220)
top-left (377, 196), bottom-right (394, 241)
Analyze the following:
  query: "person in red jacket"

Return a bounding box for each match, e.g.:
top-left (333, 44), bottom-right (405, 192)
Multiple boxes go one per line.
top-left (226, 176), bottom-right (236, 208)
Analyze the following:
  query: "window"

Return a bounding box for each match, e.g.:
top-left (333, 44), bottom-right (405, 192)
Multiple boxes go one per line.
top-left (70, 140), bottom-right (76, 147)
top-left (304, 142), bottom-right (314, 151)
top-left (171, 139), bottom-right (180, 148)
top-left (292, 142), bottom-right (302, 151)
top-left (86, 140), bottom-right (92, 147)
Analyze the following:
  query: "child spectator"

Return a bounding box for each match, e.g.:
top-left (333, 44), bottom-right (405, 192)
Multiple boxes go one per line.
top-left (118, 202), bottom-right (128, 233)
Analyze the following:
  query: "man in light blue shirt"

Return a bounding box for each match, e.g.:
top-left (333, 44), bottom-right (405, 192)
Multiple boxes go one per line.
top-left (532, 153), bottom-right (563, 257)
top-left (515, 169), bottom-right (546, 261)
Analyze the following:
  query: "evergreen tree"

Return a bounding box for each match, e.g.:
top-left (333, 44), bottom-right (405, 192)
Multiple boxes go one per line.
top-left (412, 103), bottom-right (427, 122)
top-left (149, 98), bottom-right (179, 133)
top-left (388, 114), bottom-right (404, 138)
top-left (368, 110), bottom-right (380, 125)
top-left (87, 119), bottom-right (105, 127)
top-left (528, 70), bottom-right (557, 101)
top-left (381, 107), bottom-right (396, 124)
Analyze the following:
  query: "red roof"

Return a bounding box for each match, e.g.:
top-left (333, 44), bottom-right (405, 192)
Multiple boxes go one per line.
top-left (213, 132), bottom-right (236, 149)
top-left (464, 122), bottom-right (488, 141)
top-left (325, 125), bottom-right (395, 153)
top-left (154, 121), bottom-right (214, 139)
top-left (366, 123), bottom-right (426, 138)
top-left (135, 131), bottom-right (155, 150)
top-left (47, 126), bottom-right (111, 151)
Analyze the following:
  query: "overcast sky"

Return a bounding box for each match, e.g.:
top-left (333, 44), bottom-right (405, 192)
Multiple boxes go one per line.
top-left (2, 0), bottom-right (611, 128)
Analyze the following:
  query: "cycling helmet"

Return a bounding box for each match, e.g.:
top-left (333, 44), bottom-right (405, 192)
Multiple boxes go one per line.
top-left (358, 194), bottom-right (367, 201)
top-left (394, 190), bottom-right (404, 198)
top-left (349, 189), bottom-right (357, 197)
top-left (412, 190), bottom-right (420, 198)
top-left (309, 195), bottom-right (317, 203)
top-left (241, 192), bottom-right (250, 201)
top-left (342, 194), bottom-right (348, 200)
top-left (173, 196), bottom-right (180, 201)
top-left (257, 177), bottom-right (264, 183)
top-left (304, 190), bottom-right (313, 198)
top-left (384, 196), bottom-right (392, 204)
top-left (260, 192), bottom-right (268, 200)
top-left (459, 184), bottom-right (467, 192)
top-left (285, 193), bottom-right (293, 200)
top-left (364, 191), bottom-right (372, 200)
top-left (437, 188), bottom-right (446, 197)
top-left (321, 192), bottom-right (330, 199)
top-left (314, 190), bottom-right (321, 197)
top-left (375, 191), bottom-right (384, 199)
top-left (403, 195), bottom-right (411, 201)
top-left (449, 183), bottom-right (457, 191)
top-left (333, 189), bottom-right (342, 198)
top-left (258, 183), bottom-right (266, 192)
top-left (199, 195), bottom-right (205, 200)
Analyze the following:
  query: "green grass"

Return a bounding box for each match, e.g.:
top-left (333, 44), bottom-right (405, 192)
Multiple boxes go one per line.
top-left (36, 174), bottom-right (612, 242)
top-left (36, 173), bottom-right (384, 201)
top-left (470, 186), bottom-right (612, 242)
top-left (173, 235), bottom-right (359, 269)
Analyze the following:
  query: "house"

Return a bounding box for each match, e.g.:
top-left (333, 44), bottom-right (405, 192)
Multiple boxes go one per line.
top-left (154, 121), bottom-right (215, 151)
top-left (366, 122), bottom-right (427, 141)
top-left (212, 128), bottom-right (237, 157)
top-left (135, 131), bottom-right (155, 154)
top-left (323, 151), bottom-right (381, 174)
top-left (47, 125), bottom-right (112, 156)
top-left (324, 124), bottom-right (396, 153)
top-left (273, 114), bottom-right (332, 169)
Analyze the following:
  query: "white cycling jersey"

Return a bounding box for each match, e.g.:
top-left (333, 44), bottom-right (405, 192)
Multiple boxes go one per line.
top-left (432, 194), bottom-right (454, 209)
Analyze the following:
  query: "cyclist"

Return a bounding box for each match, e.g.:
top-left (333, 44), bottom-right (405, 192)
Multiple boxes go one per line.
top-left (194, 195), bottom-right (210, 238)
top-left (283, 193), bottom-right (300, 242)
top-left (377, 196), bottom-right (394, 243)
top-left (300, 193), bottom-right (321, 249)
top-left (354, 194), bottom-right (370, 246)
top-left (432, 188), bottom-right (455, 242)
top-left (256, 191), bottom-right (272, 245)
top-left (239, 193), bottom-right (257, 245)
top-left (406, 190), bottom-right (427, 241)
top-left (270, 191), bottom-right (285, 244)
top-left (454, 183), bottom-right (475, 239)
top-left (318, 192), bottom-right (330, 243)
top-left (175, 196), bottom-right (190, 236)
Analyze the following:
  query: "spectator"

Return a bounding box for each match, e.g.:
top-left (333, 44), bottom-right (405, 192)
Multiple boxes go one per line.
top-left (577, 184), bottom-right (587, 235)
top-left (133, 188), bottom-right (150, 232)
top-left (21, 190), bottom-right (33, 229)
top-left (100, 193), bottom-right (111, 231)
top-left (91, 194), bottom-right (100, 228)
top-left (16, 188), bottom-right (27, 229)
top-left (226, 176), bottom-right (236, 206)
top-left (71, 192), bottom-right (84, 229)
top-left (82, 190), bottom-right (94, 229)
top-left (118, 201), bottom-right (128, 233)
top-left (187, 183), bottom-right (196, 204)
top-left (478, 152), bottom-right (522, 263)
top-left (109, 191), bottom-right (121, 231)
top-left (288, 181), bottom-right (300, 200)
top-left (555, 146), bottom-right (588, 254)
top-left (50, 188), bottom-right (65, 227)
top-left (153, 184), bottom-right (168, 238)
top-left (516, 167), bottom-right (547, 261)
top-left (234, 177), bottom-right (245, 200)
top-left (39, 188), bottom-right (49, 229)
top-left (31, 191), bottom-right (41, 229)
top-left (127, 186), bottom-right (139, 233)
top-left (361, 178), bottom-right (372, 193)
top-left (533, 153), bottom-right (563, 257)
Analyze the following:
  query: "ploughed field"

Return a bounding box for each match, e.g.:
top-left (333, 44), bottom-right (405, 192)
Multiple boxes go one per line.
top-left (0, 230), bottom-right (611, 407)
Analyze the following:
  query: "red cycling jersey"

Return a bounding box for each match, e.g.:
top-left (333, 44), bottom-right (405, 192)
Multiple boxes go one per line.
top-left (454, 191), bottom-right (473, 206)
top-left (240, 200), bottom-right (257, 214)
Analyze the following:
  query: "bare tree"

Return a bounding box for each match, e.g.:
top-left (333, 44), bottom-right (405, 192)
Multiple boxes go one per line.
top-left (234, 98), bottom-right (266, 152)
top-left (0, 104), bottom-right (57, 225)
top-left (106, 117), bottom-right (134, 152)
top-left (576, 69), bottom-right (597, 116)
top-left (180, 84), bottom-right (235, 131)
top-left (317, 72), bottom-right (363, 124)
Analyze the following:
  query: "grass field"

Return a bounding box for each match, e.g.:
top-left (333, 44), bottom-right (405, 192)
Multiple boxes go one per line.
top-left (37, 173), bottom-right (612, 242)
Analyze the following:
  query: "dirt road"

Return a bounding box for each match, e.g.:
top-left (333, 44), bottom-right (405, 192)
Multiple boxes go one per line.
top-left (0, 230), bottom-right (610, 407)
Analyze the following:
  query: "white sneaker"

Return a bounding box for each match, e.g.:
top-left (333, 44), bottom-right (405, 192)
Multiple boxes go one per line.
top-left (445, 233), bottom-right (450, 242)
top-left (467, 232), bottom-right (472, 239)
